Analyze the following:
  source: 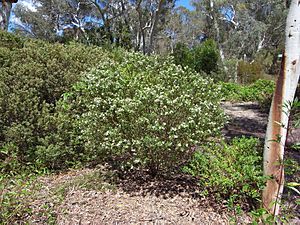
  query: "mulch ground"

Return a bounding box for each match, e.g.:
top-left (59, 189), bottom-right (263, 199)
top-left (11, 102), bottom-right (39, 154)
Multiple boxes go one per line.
top-left (28, 168), bottom-right (250, 225)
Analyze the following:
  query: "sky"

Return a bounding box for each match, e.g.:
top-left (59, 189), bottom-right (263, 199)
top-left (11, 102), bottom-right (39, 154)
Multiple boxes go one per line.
top-left (176, 0), bottom-right (194, 10)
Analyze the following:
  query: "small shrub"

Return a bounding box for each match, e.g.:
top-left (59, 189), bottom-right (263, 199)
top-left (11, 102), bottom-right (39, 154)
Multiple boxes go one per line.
top-left (63, 52), bottom-right (225, 175)
top-left (0, 168), bottom-right (47, 224)
top-left (171, 43), bottom-right (192, 68)
top-left (192, 39), bottom-right (220, 75)
top-left (223, 58), bottom-right (239, 82)
top-left (220, 79), bottom-right (275, 106)
top-left (171, 39), bottom-right (220, 75)
top-left (183, 137), bottom-right (266, 206)
top-left (237, 61), bottom-right (264, 84)
top-left (250, 79), bottom-right (275, 109)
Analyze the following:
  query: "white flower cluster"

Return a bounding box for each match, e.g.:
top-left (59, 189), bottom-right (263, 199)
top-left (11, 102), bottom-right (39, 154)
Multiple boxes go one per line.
top-left (68, 51), bottom-right (226, 172)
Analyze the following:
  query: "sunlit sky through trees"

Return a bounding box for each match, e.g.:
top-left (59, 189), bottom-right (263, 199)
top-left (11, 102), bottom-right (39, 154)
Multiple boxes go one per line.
top-left (176, 0), bottom-right (193, 10)
top-left (9, 0), bottom-right (194, 31)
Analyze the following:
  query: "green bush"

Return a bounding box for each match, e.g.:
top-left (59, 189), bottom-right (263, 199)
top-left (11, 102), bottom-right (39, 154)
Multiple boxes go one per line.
top-left (237, 61), bottom-right (264, 84)
top-left (61, 52), bottom-right (225, 175)
top-left (171, 39), bottom-right (220, 76)
top-left (171, 43), bottom-right (192, 69)
top-left (0, 167), bottom-right (50, 225)
top-left (183, 137), bottom-right (266, 205)
top-left (0, 31), bottom-right (111, 167)
top-left (0, 172), bottom-right (36, 224)
top-left (0, 31), bottom-right (24, 49)
top-left (192, 39), bottom-right (220, 75)
top-left (220, 79), bottom-right (275, 105)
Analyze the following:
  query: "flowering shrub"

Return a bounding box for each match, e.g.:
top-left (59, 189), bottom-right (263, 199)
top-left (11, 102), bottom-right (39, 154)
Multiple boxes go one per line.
top-left (64, 52), bottom-right (225, 174)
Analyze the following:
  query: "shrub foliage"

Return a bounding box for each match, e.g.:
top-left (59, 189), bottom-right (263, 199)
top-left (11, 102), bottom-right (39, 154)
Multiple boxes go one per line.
top-left (0, 31), bottom-right (110, 166)
top-left (183, 137), bottom-right (266, 205)
top-left (220, 79), bottom-right (275, 105)
top-left (0, 32), bottom-right (226, 173)
top-left (62, 52), bottom-right (225, 174)
top-left (172, 39), bottom-right (220, 75)
top-left (237, 61), bottom-right (264, 84)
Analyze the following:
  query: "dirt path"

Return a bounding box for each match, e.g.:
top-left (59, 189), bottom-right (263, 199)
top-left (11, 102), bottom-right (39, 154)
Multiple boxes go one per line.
top-left (222, 101), bottom-right (300, 145)
top-left (222, 101), bottom-right (268, 140)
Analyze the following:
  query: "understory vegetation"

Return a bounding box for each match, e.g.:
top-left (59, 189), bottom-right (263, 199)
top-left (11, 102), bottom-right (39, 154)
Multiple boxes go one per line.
top-left (0, 31), bottom-right (298, 224)
top-left (220, 79), bottom-right (275, 107)
top-left (183, 137), bottom-right (266, 207)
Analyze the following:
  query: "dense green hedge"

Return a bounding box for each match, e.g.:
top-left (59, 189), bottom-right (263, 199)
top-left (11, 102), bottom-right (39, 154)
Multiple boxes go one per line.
top-left (0, 31), bottom-right (111, 169)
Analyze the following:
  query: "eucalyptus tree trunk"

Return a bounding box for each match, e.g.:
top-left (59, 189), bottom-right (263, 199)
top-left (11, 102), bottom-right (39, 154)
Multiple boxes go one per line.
top-left (209, 0), bottom-right (227, 72)
top-left (147, 0), bottom-right (164, 54)
top-left (0, 0), bottom-right (15, 30)
top-left (263, 0), bottom-right (300, 216)
top-left (135, 0), bottom-right (146, 54)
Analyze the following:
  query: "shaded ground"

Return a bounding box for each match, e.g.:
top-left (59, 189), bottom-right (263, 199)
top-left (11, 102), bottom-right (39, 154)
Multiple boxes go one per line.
top-left (28, 168), bottom-right (248, 225)
top-left (222, 101), bottom-right (300, 147)
top-left (222, 102), bottom-right (268, 140)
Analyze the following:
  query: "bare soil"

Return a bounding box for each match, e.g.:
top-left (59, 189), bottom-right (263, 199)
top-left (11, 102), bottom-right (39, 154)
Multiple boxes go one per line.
top-left (222, 101), bottom-right (300, 145)
top-left (222, 101), bottom-right (268, 140)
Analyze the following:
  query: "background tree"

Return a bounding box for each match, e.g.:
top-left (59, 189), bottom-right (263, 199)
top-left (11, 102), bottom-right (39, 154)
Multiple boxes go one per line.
top-left (13, 0), bottom-right (97, 41)
top-left (186, 0), bottom-right (287, 76)
top-left (171, 39), bottom-right (220, 77)
top-left (0, 0), bottom-right (18, 30)
top-left (160, 6), bottom-right (205, 53)
top-left (13, 0), bottom-right (174, 53)
top-left (10, 0), bottom-right (288, 71)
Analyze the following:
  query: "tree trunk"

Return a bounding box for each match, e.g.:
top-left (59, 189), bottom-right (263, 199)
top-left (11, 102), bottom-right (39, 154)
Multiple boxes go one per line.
top-left (147, 0), bottom-right (164, 54)
top-left (136, 0), bottom-right (146, 54)
top-left (263, 0), bottom-right (300, 216)
top-left (0, 1), bottom-right (13, 31)
top-left (210, 0), bottom-right (227, 72)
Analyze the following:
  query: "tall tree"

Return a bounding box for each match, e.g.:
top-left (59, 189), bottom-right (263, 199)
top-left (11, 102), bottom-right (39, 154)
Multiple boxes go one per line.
top-left (161, 6), bottom-right (205, 53)
top-left (133, 0), bottom-right (174, 54)
top-left (190, 0), bottom-right (286, 64)
top-left (13, 0), bottom-right (174, 52)
top-left (0, 0), bottom-right (18, 30)
top-left (13, 0), bottom-right (71, 40)
top-left (263, 0), bottom-right (300, 216)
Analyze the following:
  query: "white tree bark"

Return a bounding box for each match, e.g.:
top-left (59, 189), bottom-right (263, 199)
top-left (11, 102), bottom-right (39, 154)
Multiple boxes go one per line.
top-left (263, 0), bottom-right (300, 216)
top-left (148, 0), bottom-right (164, 54)
top-left (210, 0), bottom-right (227, 72)
top-left (0, 1), bottom-right (13, 31)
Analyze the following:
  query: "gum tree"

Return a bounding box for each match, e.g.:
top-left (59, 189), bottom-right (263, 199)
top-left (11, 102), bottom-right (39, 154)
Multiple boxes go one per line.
top-left (0, 0), bottom-right (18, 30)
top-left (263, 0), bottom-right (300, 216)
